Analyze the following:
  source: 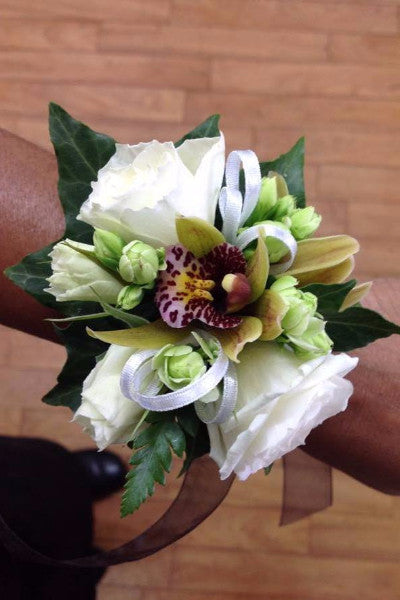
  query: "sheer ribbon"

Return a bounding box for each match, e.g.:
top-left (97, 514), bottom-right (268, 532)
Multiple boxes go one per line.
top-left (0, 453), bottom-right (331, 568)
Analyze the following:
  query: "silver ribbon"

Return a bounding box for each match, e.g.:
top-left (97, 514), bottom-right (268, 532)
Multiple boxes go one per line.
top-left (194, 362), bottom-right (238, 424)
top-left (219, 149), bottom-right (298, 274)
top-left (120, 334), bottom-right (238, 424)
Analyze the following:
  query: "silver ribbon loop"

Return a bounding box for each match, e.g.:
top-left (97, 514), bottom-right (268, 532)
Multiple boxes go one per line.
top-left (236, 223), bottom-right (298, 274)
top-left (219, 148), bottom-right (298, 274)
top-left (194, 362), bottom-right (238, 424)
top-left (120, 335), bottom-right (237, 423)
top-left (219, 149), bottom-right (262, 243)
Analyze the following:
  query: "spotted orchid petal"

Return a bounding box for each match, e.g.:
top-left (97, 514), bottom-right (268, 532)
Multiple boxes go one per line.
top-left (155, 243), bottom-right (250, 329)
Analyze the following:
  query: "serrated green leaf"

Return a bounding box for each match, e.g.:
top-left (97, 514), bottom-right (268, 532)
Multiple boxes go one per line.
top-left (176, 405), bottom-right (210, 475)
top-left (175, 114), bottom-right (220, 147)
top-left (260, 137), bottom-right (306, 208)
top-left (302, 280), bottom-right (357, 313)
top-left (121, 416), bottom-right (186, 517)
top-left (323, 306), bottom-right (400, 352)
top-left (5, 103), bottom-right (116, 313)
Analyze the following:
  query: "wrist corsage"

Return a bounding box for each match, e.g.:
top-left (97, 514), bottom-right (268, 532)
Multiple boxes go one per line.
top-left (6, 103), bottom-right (400, 520)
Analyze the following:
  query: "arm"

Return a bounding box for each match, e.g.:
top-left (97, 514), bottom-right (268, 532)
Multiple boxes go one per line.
top-left (304, 279), bottom-right (400, 495)
top-left (0, 129), bottom-right (64, 342)
top-left (1, 129), bottom-right (399, 493)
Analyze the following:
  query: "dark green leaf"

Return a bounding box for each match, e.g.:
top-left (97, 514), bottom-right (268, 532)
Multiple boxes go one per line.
top-left (49, 102), bottom-right (116, 240)
top-left (260, 137), bottom-right (306, 208)
top-left (175, 114), bottom-right (220, 147)
top-left (121, 416), bottom-right (185, 516)
top-left (5, 103), bottom-right (116, 312)
top-left (264, 464), bottom-right (273, 476)
top-left (302, 280), bottom-right (357, 313)
top-left (324, 306), bottom-right (400, 352)
top-left (177, 405), bottom-right (210, 475)
top-left (4, 243), bottom-right (58, 310)
top-left (302, 281), bottom-right (400, 351)
top-left (43, 319), bottom-right (109, 410)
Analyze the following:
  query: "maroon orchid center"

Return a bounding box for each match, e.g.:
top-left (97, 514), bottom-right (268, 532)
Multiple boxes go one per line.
top-left (155, 242), bottom-right (252, 328)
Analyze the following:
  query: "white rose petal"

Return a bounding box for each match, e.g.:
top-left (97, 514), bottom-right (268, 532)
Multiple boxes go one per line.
top-left (77, 135), bottom-right (225, 247)
top-left (73, 345), bottom-right (145, 450)
top-left (208, 342), bottom-right (358, 480)
top-left (45, 240), bottom-right (124, 303)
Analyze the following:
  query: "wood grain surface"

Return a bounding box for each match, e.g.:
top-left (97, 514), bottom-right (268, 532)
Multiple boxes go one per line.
top-left (0, 0), bottom-right (399, 598)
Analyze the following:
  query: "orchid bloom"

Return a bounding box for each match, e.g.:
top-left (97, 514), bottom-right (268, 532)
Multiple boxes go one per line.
top-left (155, 242), bottom-right (251, 329)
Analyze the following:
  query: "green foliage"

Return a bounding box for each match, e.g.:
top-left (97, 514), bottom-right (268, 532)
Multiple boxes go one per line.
top-left (303, 281), bottom-right (400, 351)
top-left (176, 404), bottom-right (210, 475)
top-left (5, 103), bottom-right (116, 312)
top-left (43, 319), bottom-right (109, 411)
top-left (303, 280), bottom-right (356, 313)
top-left (175, 114), bottom-right (220, 147)
top-left (323, 307), bottom-right (400, 352)
top-left (121, 414), bottom-right (186, 517)
top-left (260, 137), bottom-right (306, 208)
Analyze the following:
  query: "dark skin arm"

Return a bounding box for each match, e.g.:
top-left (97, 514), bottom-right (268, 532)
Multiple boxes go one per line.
top-left (1, 129), bottom-right (399, 494)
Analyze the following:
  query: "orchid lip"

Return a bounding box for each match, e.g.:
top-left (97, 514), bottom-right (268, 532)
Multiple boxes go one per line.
top-left (155, 242), bottom-right (250, 329)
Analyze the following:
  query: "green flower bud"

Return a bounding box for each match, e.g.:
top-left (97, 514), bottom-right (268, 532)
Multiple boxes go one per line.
top-left (287, 206), bottom-right (321, 240)
top-left (271, 276), bottom-right (318, 336)
top-left (286, 317), bottom-right (333, 360)
top-left (271, 194), bottom-right (296, 221)
top-left (248, 176), bottom-right (278, 224)
top-left (117, 284), bottom-right (144, 310)
top-left (93, 229), bottom-right (125, 270)
top-left (152, 344), bottom-right (207, 391)
top-left (245, 172), bottom-right (289, 226)
top-left (255, 221), bottom-right (292, 264)
top-left (119, 241), bottom-right (165, 285)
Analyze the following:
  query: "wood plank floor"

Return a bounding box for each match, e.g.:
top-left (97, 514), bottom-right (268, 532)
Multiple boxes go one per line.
top-left (0, 1), bottom-right (399, 598)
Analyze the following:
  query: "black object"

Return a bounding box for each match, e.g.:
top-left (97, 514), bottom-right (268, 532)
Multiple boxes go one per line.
top-left (72, 449), bottom-right (127, 501)
top-left (0, 436), bottom-right (107, 598)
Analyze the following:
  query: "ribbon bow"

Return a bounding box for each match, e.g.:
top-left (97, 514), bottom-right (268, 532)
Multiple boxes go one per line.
top-left (219, 149), bottom-right (298, 274)
top-left (120, 333), bottom-right (238, 425)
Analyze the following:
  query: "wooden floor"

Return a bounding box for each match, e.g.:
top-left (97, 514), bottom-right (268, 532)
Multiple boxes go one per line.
top-left (1, 0), bottom-right (400, 598)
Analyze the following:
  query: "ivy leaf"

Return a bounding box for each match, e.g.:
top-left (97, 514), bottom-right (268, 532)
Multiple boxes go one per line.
top-left (175, 114), bottom-right (220, 147)
top-left (43, 318), bottom-right (109, 410)
top-left (302, 280), bottom-right (357, 313)
top-left (5, 103), bottom-right (116, 313)
top-left (323, 307), bottom-right (400, 352)
top-left (121, 415), bottom-right (186, 517)
top-left (260, 137), bottom-right (306, 208)
top-left (302, 280), bottom-right (400, 351)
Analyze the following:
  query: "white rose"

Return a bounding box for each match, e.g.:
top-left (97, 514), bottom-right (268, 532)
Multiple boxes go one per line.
top-left (208, 342), bottom-right (358, 480)
top-left (77, 135), bottom-right (225, 247)
top-left (46, 239), bottom-right (124, 303)
top-left (73, 344), bottom-right (145, 450)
